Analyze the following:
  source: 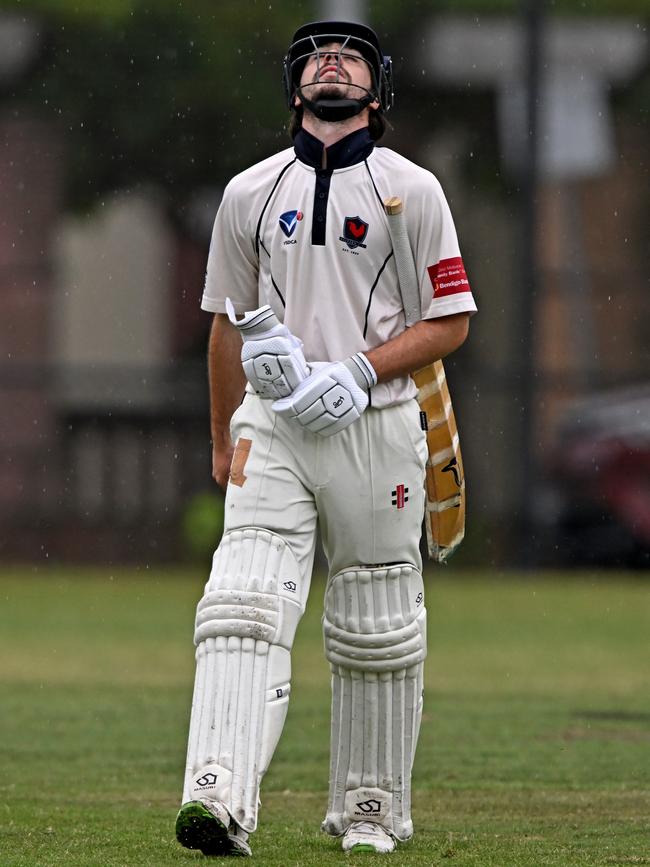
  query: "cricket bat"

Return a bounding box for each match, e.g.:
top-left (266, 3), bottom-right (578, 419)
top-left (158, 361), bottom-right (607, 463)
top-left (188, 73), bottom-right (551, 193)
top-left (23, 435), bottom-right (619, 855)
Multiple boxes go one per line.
top-left (384, 196), bottom-right (466, 563)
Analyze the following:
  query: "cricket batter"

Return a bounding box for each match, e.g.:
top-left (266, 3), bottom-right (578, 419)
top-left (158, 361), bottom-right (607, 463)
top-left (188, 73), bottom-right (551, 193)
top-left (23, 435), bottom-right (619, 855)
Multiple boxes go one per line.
top-left (176, 21), bottom-right (477, 856)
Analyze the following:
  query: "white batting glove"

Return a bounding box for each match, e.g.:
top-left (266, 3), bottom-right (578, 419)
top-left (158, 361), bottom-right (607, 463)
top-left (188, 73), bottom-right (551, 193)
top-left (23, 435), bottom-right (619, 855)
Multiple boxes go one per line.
top-left (272, 353), bottom-right (377, 437)
top-left (226, 298), bottom-right (309, 399)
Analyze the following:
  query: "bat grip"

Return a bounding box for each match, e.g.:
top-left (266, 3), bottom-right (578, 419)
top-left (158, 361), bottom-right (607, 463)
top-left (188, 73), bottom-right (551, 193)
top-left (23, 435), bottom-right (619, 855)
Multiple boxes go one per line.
top-left (384, 197), bottom-right (420, 327)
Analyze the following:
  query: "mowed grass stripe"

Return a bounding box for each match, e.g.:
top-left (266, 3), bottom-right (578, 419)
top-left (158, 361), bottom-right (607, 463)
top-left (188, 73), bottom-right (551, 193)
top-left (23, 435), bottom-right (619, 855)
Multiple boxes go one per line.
top-left (0, 568), bottom-right (648, 866)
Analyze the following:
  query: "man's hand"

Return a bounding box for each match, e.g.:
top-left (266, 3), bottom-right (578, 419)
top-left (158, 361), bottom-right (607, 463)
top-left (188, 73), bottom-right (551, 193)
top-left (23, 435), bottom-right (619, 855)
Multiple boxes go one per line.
top-left (211, 435), bottom-right (234, 491)
top-left (272, 353), bottom-right (377, 437)
top-left (226, 298), bottom-right (309, 399)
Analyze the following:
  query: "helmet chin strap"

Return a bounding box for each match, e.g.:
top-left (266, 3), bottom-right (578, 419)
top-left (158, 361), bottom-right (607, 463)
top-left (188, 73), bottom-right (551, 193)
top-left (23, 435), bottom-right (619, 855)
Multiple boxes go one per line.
top-left (298, 90), bottom-right (374, 122)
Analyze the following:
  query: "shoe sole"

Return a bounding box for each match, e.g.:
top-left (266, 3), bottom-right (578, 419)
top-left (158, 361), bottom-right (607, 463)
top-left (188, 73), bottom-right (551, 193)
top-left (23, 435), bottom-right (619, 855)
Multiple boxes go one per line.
top-left (175, 801), bottom-right (231, 856)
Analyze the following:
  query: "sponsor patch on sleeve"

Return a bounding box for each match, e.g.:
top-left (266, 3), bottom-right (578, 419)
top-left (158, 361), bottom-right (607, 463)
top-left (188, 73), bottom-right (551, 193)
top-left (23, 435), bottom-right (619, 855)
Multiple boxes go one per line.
top-left (427, 257), bottom-right (471, 298)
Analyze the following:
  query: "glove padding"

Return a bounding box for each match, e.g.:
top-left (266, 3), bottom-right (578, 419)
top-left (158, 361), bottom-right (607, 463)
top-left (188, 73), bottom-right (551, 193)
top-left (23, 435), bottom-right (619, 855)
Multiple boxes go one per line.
top-left (272, 353), bottom-right (377, 437)
top-left (226, 298), bottom-right (309, 399)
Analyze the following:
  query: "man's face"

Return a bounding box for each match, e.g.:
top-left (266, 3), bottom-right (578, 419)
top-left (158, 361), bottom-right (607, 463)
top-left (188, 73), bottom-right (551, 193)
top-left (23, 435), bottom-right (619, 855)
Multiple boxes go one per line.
top-left (297, 42), bottom-right (377, 106)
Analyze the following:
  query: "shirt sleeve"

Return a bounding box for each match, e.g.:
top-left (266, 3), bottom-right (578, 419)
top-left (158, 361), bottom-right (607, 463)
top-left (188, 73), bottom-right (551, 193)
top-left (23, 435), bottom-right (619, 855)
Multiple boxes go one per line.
top-left (408, 173), bottom-right (477, 320)
top-left (200, 180), bottom-right (259, 314)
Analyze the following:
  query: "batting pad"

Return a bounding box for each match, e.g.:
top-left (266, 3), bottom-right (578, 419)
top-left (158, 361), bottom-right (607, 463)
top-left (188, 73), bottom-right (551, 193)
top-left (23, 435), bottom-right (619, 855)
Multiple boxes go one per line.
top-left (182, 528), bottom-right (304, 832)
top-left (322, 565), bottom-right (426, 841)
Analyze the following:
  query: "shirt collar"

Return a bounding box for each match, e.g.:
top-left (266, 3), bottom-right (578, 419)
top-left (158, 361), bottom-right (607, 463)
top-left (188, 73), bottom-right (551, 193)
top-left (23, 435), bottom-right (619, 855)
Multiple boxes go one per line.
top-left (294, 127), bottom-right (375, 171)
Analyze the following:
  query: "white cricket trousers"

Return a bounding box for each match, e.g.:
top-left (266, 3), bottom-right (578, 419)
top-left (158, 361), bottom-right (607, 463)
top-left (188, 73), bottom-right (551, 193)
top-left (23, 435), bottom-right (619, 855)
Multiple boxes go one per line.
top-left (225, 393), bottom-right (428, 579)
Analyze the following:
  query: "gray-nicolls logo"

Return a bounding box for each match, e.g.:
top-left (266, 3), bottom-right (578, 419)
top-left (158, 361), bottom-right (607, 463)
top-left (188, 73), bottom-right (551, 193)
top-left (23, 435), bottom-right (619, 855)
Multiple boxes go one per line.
top-left (195, 772), bottom-right (218, 788)
top-left (283, 580), bottom-right (297, 592)
top-left (356, 799), bottom-right (381, 814)
top-left (415, 592), bottom-right (423, 605)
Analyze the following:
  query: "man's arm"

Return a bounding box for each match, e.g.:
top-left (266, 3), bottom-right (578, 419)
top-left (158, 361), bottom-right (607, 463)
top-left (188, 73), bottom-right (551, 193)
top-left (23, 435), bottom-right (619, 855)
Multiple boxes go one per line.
top-left (272, 313), bottom-right (470, 438)
top-left (365, 313), bottom-right (470, 383)
top-left (208, 313), bottom-right (247, 489)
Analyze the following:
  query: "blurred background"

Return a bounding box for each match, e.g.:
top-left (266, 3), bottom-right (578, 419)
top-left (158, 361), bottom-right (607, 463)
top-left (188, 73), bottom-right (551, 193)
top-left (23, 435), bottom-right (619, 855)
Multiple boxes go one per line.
top-left (0, 0), bottom-right (647, 570)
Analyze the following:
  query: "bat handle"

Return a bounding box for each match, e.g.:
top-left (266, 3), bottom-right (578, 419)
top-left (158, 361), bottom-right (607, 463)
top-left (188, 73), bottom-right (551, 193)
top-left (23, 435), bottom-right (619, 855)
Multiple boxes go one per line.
top-left (384, 196), bottom-right (403, 216)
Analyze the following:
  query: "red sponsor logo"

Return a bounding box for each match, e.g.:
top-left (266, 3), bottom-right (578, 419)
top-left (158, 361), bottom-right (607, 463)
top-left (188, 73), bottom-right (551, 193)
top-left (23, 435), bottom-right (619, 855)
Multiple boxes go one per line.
top-left (391, 484), bottom-right (409, 510)
top-left (427, 256), bottom-right (471, 298)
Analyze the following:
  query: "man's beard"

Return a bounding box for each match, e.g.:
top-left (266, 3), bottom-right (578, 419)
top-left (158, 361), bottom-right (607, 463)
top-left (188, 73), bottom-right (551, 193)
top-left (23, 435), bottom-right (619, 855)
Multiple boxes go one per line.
top-left (303, 81), bottom-right (364, 102)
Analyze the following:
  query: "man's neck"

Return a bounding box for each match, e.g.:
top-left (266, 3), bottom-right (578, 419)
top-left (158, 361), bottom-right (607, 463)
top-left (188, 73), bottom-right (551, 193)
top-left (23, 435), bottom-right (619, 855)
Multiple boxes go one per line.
top-left (301, 109), bottom-right (370, 150)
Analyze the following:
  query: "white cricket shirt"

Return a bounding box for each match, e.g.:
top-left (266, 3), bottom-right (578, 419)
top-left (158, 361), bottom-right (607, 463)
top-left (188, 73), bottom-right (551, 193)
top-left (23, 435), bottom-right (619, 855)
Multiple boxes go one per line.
top-left (202, 128), bottom-right (477, 407)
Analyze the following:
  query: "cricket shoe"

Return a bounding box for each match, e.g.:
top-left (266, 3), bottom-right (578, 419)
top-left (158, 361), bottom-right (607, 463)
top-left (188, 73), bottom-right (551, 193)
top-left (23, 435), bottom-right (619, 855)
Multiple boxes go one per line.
top-left (341, 821), bottom-right (395, 854)
top-left (175, 799), bottom-right (251, 857)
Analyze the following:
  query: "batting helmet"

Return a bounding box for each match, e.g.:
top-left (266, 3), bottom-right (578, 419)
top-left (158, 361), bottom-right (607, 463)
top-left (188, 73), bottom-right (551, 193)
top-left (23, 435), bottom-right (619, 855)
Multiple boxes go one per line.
top-left (282, 21), bottom-right (394, 121)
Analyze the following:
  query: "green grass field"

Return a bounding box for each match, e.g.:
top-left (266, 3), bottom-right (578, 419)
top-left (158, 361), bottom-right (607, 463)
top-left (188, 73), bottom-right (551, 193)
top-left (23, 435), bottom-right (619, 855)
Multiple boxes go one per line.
top-left (0, 567), bottom-right (648, 866)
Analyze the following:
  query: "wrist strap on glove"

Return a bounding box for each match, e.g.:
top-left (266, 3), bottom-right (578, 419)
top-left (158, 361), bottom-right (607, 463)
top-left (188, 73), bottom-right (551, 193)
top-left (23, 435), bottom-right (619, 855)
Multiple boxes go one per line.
top-left (343, 353), bottom-right (378, 392)
top-left (225, 298), bottom-right (280, 336)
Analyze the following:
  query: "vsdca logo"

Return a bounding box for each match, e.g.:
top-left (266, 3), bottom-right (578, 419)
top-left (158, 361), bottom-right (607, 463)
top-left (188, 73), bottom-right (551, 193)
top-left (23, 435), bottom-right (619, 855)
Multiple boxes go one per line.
top-left (279, 209), bottom-right (303, 238)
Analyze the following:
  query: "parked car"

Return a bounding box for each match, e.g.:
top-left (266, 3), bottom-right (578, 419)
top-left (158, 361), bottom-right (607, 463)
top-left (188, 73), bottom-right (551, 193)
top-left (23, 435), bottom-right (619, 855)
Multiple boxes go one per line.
top-left (549, 385), bottom-right (650, 568)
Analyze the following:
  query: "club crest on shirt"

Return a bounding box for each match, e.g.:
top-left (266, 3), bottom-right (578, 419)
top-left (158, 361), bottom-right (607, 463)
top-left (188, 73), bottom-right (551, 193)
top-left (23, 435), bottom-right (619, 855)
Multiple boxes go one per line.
top-left (279, 209), bottom-right (303, 238)
top-left (340, 215), bottom-right (368, 249)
